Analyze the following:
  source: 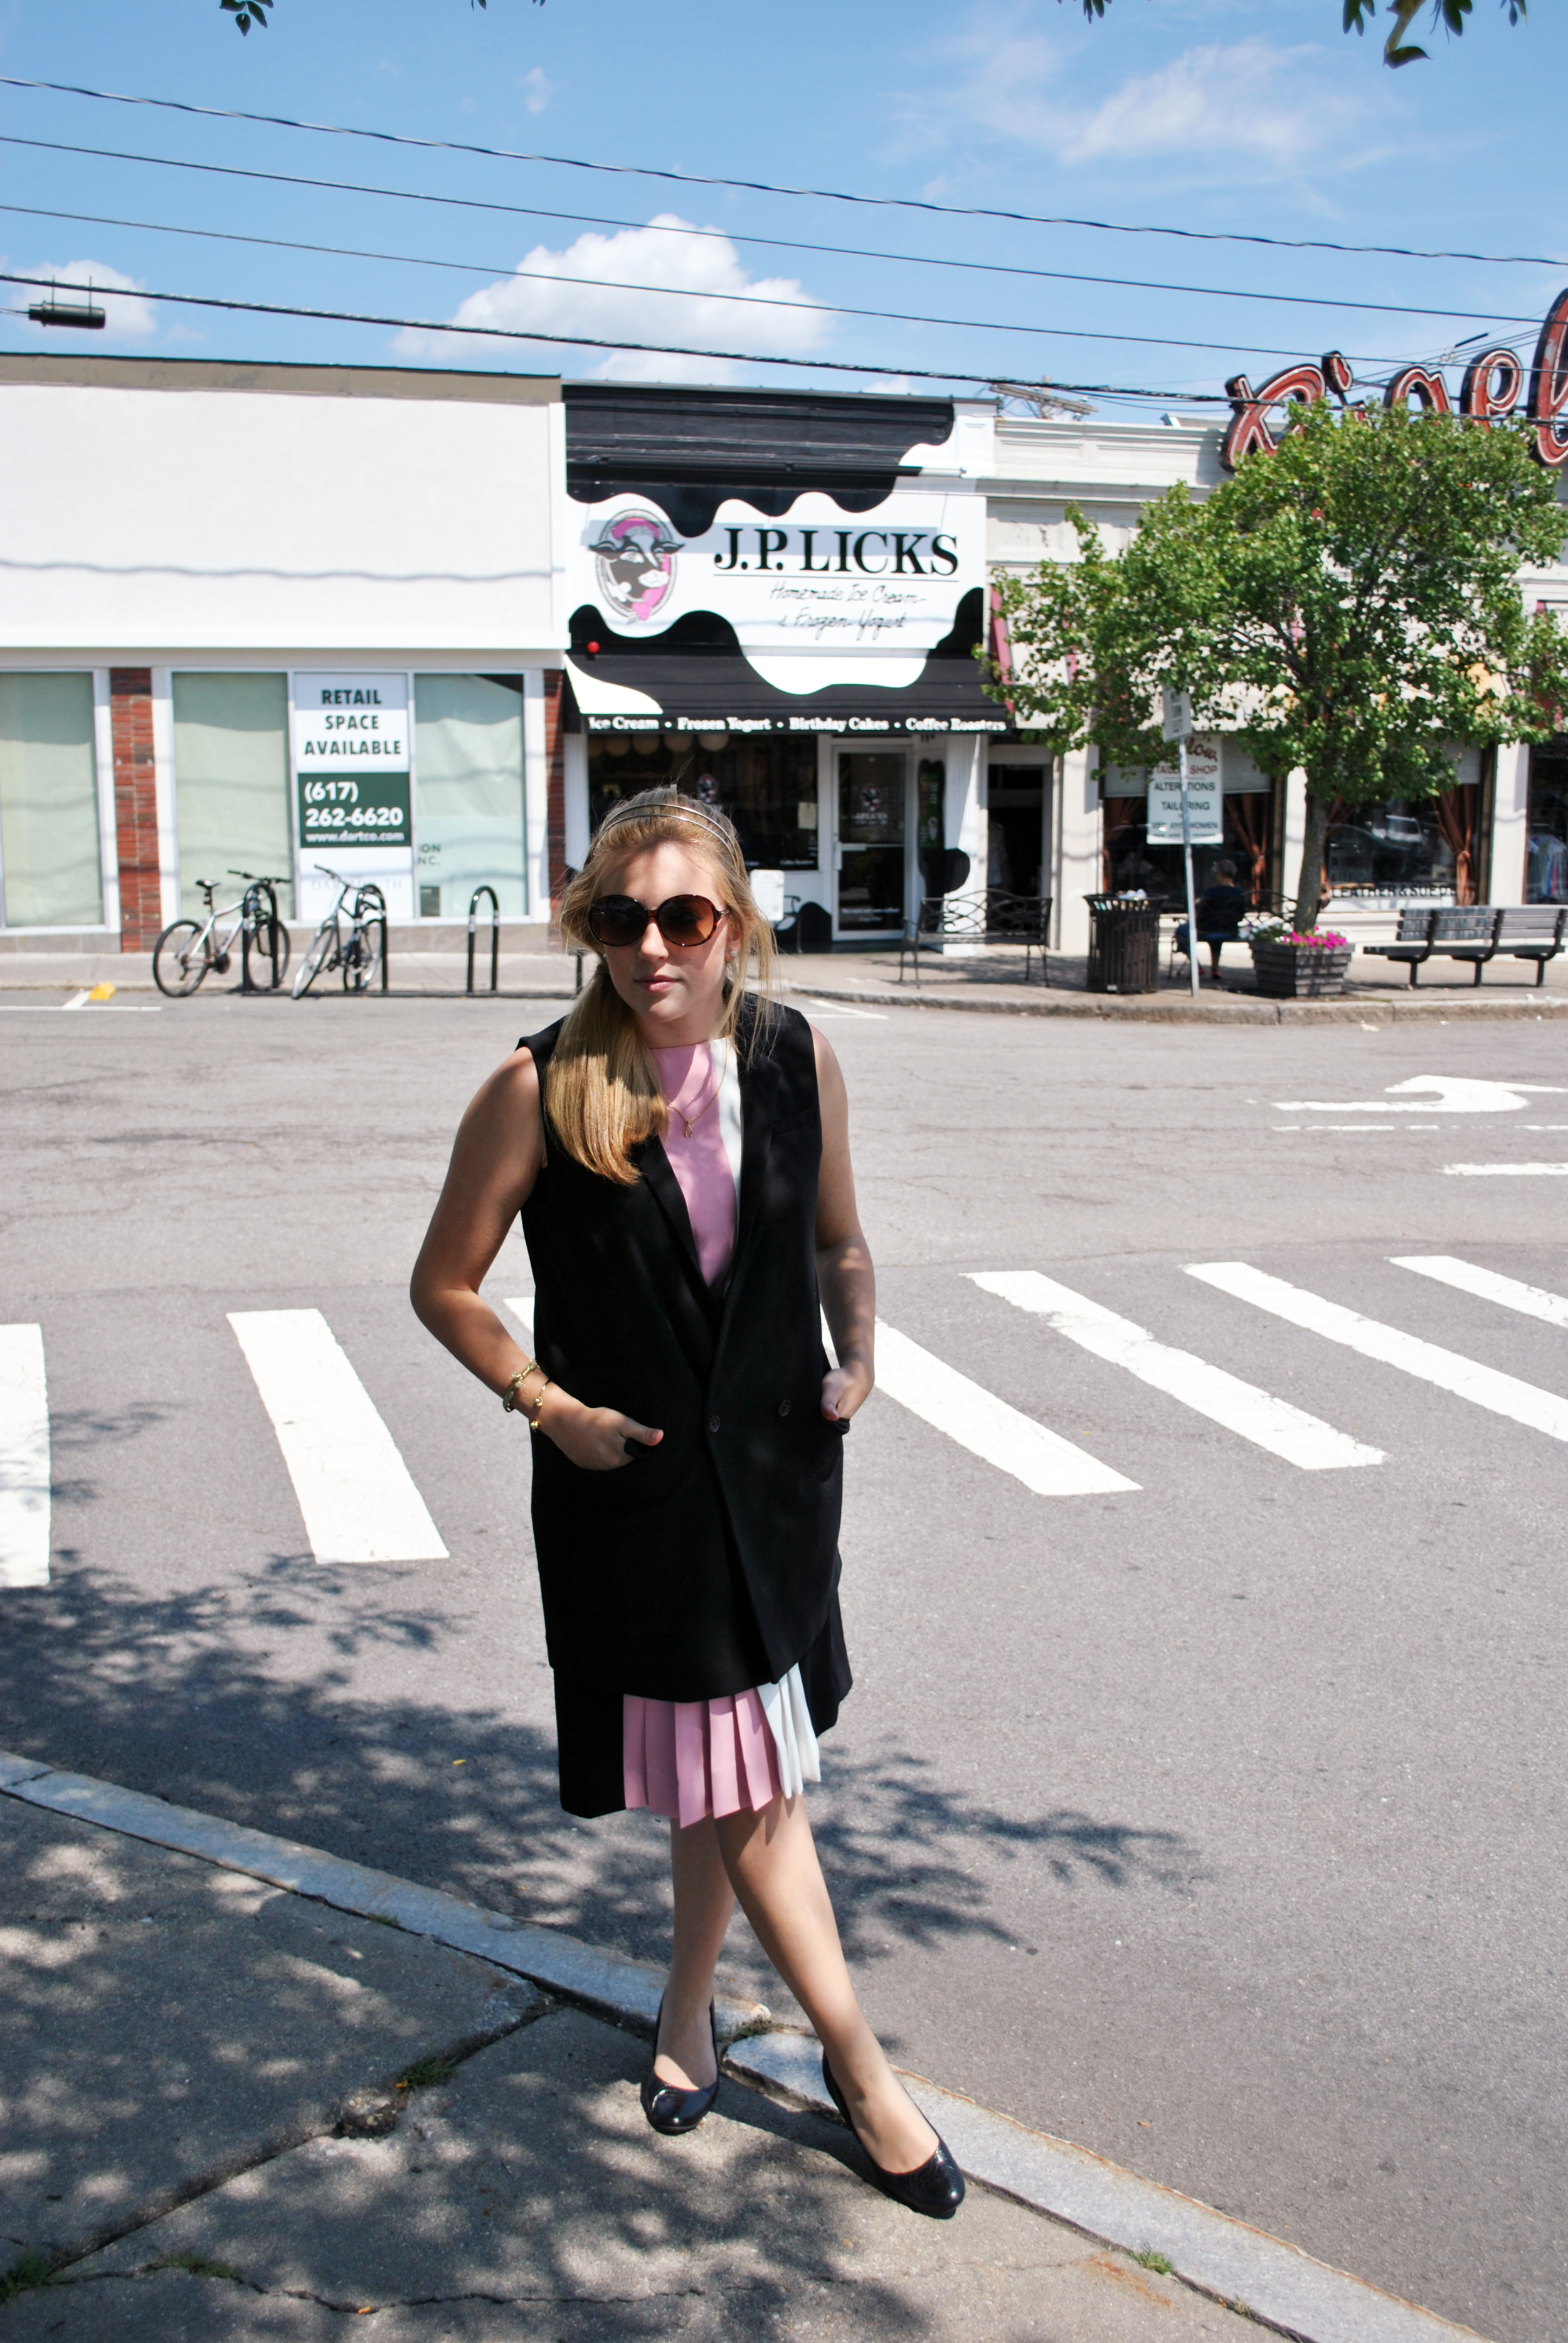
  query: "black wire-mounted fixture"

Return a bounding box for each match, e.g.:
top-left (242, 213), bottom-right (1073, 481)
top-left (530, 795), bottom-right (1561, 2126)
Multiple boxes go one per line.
top-left (28, 280), bottom-right (105, 329)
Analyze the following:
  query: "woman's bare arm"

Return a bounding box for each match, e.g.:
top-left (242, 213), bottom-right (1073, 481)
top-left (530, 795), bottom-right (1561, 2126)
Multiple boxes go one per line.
top-left (812, 1026), bottom-right (875, 1422)
top-left (410, 1047), bottom-right (662, 1470)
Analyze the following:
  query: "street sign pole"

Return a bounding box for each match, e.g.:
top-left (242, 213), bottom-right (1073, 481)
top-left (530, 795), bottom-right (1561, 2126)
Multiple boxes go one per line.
top-left (1161, 688), bottom-right (1201, 1000)
top-left (1178, 735), bottom-right (1200, 999)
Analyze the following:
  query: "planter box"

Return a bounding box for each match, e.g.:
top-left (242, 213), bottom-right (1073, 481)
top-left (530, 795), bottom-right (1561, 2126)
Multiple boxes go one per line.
top-left (1249, 941), bottom-right (1353, 999)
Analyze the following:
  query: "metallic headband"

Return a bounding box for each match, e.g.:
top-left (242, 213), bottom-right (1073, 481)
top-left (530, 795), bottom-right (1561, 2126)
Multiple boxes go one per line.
top-left (595, 789), bottom-right (739, 853)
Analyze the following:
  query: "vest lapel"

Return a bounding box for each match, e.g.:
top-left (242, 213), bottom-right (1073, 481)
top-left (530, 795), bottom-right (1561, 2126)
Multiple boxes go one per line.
top-left (637, 1137), bottom-right (712, 1314)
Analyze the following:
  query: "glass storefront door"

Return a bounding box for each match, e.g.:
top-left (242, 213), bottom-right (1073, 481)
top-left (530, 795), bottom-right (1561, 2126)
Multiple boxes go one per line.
top-left (837, 752), bottom-right (906, 932)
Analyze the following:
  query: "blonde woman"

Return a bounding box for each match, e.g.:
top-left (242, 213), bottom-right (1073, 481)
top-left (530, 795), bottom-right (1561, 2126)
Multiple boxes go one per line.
top-left (411, 788), bottom-right (963, 2219)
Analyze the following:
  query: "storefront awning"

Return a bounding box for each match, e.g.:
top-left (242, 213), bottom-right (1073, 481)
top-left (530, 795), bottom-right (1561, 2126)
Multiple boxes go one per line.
top-left (564, 635), bottom-right (1009, 738)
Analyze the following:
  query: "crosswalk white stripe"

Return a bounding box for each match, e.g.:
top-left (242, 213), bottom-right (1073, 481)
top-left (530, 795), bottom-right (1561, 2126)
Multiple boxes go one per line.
top-left (228, 1310), bottom-right (448, 1565)
top-left (514, 1292), bottom-right (1134, 1494)
top-left (1186, 1263), bottom-right (1568, 1445)
top-left (968, 1271), bottom-right (1382, 1472)
top-left (1391, 1255), bottom-right (1568, 1329)
top-left (1444, 1162), bottom-right (1568, 1176)
top-left (0, 1325), bottom-right (51, 1589)
top-left (872, 1319), bottom-right (1137, 1497)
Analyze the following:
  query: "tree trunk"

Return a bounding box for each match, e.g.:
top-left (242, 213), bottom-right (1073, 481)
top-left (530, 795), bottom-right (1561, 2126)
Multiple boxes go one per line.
top-left (1293, 790), bottom-right (1332, 932)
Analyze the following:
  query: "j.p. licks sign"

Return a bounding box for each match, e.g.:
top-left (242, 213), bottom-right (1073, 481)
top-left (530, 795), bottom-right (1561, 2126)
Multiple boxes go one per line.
top-left (567, 486), bottom-right (985, 693)
top-left (292, 674), bottom-right (411, 856)
top-left (1222, 288), bottom-right (1568, 472)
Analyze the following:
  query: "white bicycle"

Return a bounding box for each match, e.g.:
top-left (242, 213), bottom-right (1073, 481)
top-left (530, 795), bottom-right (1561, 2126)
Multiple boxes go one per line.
top-left (292, 868), bottom-right (388, 997)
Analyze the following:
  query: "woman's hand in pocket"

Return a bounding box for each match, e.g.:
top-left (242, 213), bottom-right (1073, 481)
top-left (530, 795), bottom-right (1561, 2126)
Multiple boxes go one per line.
top-left (538, 1388), bottom-right (663, 1471)
top-left (821, 1360), bottom-right (872, 1423)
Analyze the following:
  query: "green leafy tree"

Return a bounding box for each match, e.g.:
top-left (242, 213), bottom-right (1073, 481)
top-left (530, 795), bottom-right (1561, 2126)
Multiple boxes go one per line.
top-left (1068, 0), bottom-right (1523, 69)
top-left (987, 403), bottom-right (1568, 930)
top-left (219, 0), bottom-right (541, 26)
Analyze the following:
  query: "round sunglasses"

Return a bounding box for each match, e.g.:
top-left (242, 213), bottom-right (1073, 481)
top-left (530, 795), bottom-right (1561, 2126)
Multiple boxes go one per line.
top-left (587, 892), bottom-right (723, 950)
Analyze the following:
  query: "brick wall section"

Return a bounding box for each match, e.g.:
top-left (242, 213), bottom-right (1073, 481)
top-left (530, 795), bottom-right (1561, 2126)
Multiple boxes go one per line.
top-left (110, 668), bottom-right (162, 950)
top-left (543, 669), bottom-right (569, 939)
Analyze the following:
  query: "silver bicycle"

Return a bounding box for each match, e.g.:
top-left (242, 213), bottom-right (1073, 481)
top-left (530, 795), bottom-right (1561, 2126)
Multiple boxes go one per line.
top-left (152, 871), bottom-right (290, 999)
top-left (292, 867), bottom-right (388, 997)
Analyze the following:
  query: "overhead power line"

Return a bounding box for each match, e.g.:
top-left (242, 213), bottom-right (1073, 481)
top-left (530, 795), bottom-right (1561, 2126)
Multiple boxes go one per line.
top-left (0, 201), bottom-right (1468, 368)
top-left (4, 73), bottom-right (1566, 272)
top-left (0, 135), bottom-right (1540, 333)
top-left (0, 267), bottom-right (1235, 399)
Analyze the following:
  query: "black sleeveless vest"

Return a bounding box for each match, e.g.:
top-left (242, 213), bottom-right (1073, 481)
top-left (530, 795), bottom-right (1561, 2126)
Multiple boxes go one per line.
top-left (519, 1001), bottom-right (845, 1702)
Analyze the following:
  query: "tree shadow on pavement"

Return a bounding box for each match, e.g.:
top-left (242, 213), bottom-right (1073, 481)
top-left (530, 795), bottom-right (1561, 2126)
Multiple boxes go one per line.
top-left (0, 1559), bottom-right (1202, 1997)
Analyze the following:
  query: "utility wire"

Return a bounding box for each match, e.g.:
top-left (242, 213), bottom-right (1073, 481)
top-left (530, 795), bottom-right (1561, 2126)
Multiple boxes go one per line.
top-left (4, 73), bottom-right (1565, 272)
top-left (0, 201), bottom-right (1465, 368)
top-left (0, 267), bottom-right (1236, 398)
top-left (0, 135), bottom-right (1547, 333)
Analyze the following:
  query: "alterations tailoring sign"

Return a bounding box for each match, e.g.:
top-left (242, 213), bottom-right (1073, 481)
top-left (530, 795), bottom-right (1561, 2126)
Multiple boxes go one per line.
top-left (292, 674), bottom-right (411, 854)
top-left (1147, 736), bottom-right (1223, 844)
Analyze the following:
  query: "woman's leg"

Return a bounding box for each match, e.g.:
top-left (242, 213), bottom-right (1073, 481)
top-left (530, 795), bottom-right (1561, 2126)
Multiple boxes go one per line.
top-left (715, 1795), bottom-right (939, 2176)
top-left (654, 1815), bottom-right (733, 2091)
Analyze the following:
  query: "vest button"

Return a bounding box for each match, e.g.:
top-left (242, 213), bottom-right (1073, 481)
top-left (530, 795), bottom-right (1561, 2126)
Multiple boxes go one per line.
top-left (709, 1413), bottom-right (721, 1434)
top-left (776, 1399), bottom-right (791, 1417)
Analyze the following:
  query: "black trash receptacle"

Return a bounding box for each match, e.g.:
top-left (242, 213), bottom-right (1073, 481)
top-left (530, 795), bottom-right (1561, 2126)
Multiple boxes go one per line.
top-left (1084, 895), bottom-right (1160, 994)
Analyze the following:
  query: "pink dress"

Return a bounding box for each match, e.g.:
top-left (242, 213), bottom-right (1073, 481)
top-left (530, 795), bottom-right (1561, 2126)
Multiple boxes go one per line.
top-left (622, 1039), bottom-right (821, 1830)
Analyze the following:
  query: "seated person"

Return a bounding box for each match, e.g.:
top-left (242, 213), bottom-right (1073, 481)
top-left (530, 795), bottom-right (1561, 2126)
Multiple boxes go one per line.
top-left (1175, 859), bottom-right (1250, 980)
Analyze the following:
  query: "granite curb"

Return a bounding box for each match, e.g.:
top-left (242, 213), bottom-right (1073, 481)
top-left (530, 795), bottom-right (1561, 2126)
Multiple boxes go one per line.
top-left (780, 977), bottom-right (1568, 1025)
top-left (0, 1749), bottom-right (1491, 2343)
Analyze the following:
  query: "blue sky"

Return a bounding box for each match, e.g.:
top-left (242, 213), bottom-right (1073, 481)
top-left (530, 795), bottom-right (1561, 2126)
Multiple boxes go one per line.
top-left (0, 0), bottom-right (1562, 417)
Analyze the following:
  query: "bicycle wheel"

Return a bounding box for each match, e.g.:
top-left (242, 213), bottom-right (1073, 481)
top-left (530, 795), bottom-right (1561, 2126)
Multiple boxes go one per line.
top-left (342, 919), bottom-right (383, 994)
top-left (292, 920), bottom-right (336, 999)
top-left (152, 920), bottom-right (208, 997)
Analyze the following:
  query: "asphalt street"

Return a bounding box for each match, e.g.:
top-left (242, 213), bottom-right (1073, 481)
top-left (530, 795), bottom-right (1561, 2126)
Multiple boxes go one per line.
top-left (1, 983), bottom-right (1564, 2343)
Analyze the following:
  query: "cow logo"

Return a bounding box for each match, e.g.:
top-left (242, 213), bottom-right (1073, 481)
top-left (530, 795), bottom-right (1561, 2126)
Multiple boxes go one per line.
top-left (588, 509), bottom-right (685, 627)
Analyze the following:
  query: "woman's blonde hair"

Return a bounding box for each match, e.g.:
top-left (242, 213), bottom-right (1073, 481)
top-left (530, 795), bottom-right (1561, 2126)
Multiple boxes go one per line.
top-left (548, 789), bottom-right (778, 1185)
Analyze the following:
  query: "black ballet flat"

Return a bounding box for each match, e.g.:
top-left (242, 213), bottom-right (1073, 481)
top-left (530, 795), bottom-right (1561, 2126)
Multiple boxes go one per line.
top-left (640, 1997), bottom-right (721, 2137)
top-left (821, 2052), bottom-right (966, 2219)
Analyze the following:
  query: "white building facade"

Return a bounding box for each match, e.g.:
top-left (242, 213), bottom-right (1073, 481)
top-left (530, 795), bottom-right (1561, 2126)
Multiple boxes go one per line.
top-left (0, 353), bottom-right (565, 952)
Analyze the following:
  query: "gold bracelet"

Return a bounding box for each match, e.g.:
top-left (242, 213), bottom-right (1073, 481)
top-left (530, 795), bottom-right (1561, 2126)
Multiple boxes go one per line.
top-left (527, 1378), bottom-right (552, 1433)
top-left (502, 1358), bottom-right (544, 1413)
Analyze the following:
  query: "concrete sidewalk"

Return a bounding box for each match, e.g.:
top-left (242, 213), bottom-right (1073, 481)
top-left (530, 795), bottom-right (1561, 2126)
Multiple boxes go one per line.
top-left (1, 1793), bottom-right (1251, 2343)
top-left (0, 1756), bottom-right (1491, 2343)
top-left (3, 941), bottom-right (1565, 1023)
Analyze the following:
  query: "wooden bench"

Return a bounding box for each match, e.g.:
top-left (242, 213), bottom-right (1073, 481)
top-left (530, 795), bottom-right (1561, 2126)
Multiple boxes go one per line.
top-left (898, 889), bottom-right (1053, 986)
top-left (1362, 905), bottom-right (1568, 986)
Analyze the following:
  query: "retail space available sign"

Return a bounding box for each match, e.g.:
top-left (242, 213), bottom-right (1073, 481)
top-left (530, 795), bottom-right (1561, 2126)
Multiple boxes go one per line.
top-left (567, 486), bottom-right (985, 692)
top-left (1147, 736), bottom-right (1223, 844)
top-left (292, 674), bottom-right (411, 856)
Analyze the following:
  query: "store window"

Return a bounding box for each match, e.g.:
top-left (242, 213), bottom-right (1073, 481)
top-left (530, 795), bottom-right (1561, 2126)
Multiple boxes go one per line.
top-left (1102, 787), bottom-right (1276, 908)
top-left (0, 672), bottom-right (103, 928)
top-left (414, 674), bottom-right (527, 919)
top-left (1526, 745), bottom-right (1568, 902)
top-left (172, 673), bottom-right (292, 918)
top-left (588, 731), bottom-right (818, 868)
top-left (1323, 800), bottom-right (1459, 898)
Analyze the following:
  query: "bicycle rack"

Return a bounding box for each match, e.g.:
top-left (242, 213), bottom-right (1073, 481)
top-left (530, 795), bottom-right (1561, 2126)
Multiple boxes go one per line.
top-left (357, 884), bottom-right (389, 994)
top-left (466, 885), bottom-right (500, 995)
top-left (236, 873), bottom-right (288, 995)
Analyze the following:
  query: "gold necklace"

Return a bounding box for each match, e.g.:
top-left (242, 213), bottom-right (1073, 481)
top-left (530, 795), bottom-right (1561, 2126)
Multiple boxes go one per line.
top-left (675, 1050), bottom-right (723, 1139)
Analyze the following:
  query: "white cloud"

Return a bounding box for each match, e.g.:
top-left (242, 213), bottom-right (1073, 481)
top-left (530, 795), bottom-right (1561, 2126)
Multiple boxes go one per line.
top-left (518, 66), bottom-right (553, 114)
top-left (17, 258), bottom-right (154, 337)
top-left (1062, 41), bottom-right (1352, 168)
top-left (903, 16), bottom-right (1362, 178)
top-left (398, 215), bottom-right (830, 383)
